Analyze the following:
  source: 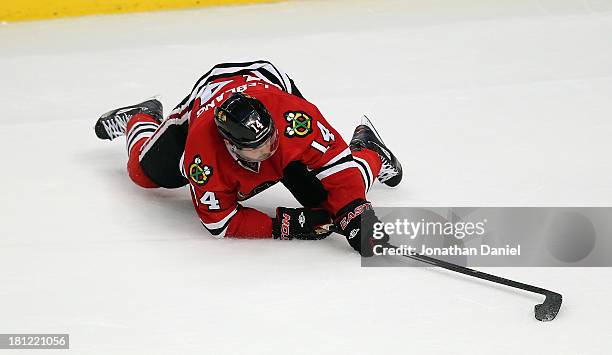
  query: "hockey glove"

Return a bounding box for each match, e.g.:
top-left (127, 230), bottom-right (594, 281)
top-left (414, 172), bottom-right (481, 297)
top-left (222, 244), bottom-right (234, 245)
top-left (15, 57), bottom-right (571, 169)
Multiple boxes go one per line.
top-left (334, 199), bottom-right (389, 257)
top-left (272, 207), bottom-right (332, 240)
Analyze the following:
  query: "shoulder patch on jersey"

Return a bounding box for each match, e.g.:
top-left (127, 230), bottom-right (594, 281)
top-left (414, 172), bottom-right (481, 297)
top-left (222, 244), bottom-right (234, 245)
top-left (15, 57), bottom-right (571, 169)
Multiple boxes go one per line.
top-left (188, 155), bottom-right (213, 186)
top-left (284, 111), bottom-right (312, 138)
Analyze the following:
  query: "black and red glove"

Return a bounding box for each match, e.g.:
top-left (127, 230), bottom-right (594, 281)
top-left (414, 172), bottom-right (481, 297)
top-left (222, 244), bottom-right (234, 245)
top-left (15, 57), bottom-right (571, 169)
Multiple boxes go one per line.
top-left (334, 199), bottom-right (389, 256)
top-left (272, 207), bottom-right (332, 240)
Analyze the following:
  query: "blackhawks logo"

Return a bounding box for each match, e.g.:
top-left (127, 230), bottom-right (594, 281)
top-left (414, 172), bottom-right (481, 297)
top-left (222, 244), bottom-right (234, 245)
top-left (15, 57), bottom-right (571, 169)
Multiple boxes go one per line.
top-left (188, 155), bottom-right (213, 185)
top-left (284, 111), bottom-right (312, 138)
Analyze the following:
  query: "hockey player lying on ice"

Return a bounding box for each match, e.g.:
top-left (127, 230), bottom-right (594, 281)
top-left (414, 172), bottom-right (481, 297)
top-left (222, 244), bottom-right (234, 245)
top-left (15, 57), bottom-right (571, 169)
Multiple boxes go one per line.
top-left (95, 60), bottom-right (402, 256)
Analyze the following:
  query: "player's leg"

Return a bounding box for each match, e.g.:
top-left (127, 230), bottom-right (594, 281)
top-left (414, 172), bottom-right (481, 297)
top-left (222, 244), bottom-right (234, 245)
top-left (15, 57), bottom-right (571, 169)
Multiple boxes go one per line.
top-left (136, 104), bottom-right (189, 189)
top-left (351, 148), bottom-right (381, 193)
top-left (94, 98), bottom-right (188, 189)
top-left (349, 115), bottom-right (403, 190)
top-left (126, 112), bottom-right (162, 188)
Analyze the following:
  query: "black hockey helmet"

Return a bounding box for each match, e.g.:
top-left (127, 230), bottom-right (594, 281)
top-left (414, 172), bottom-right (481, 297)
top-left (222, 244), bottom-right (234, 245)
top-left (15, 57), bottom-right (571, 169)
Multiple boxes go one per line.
top-left (214, 92), bottom-right (274, 149)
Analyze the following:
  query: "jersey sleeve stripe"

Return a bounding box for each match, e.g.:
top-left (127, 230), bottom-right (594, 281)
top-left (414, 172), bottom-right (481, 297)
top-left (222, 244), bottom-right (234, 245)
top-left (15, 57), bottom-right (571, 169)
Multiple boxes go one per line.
top-left (280, 71), bottom-right (293, 94)
top-left (310, 140), bottom-right (328, 154)
top-left (257, 68), bottom-right (288, 92)
top-left (252, 71), bottom-right (283, 91)
top-left (201, 207), bottom-right (238, 230)
top-left (265, 64), bottom-right (290, 92)
top-left (200, 220), bottom-right (229, 239)
top-left (289, 78), bottom-right (304, 99)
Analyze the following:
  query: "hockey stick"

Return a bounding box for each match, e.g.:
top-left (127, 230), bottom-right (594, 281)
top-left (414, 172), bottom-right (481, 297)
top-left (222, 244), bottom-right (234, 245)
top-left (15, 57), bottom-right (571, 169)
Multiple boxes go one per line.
top-left (381, 242), bottom-right (562, 322)
top-left (316, 225), bottom-right (562, 321)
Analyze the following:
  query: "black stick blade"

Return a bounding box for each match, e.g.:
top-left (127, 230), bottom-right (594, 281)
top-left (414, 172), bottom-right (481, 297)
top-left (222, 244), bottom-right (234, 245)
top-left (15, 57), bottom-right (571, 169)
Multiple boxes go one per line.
top-left (534, 292), bottom-right (562, 321)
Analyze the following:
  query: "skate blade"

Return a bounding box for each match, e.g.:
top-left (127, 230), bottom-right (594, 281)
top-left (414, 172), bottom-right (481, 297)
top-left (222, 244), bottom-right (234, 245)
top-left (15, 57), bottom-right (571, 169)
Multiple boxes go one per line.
top-left (361, 114), bottom-right (387, 145)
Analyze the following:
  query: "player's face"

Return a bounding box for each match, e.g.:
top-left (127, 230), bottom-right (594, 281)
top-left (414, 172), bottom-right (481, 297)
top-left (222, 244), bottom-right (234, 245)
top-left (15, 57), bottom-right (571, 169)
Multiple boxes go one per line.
top-left (230, 129), bottom-right (279, 162)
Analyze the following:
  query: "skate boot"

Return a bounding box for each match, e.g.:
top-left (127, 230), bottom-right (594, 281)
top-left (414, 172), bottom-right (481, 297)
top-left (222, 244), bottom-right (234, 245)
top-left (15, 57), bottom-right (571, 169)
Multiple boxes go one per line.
top-left (94, 98), bottom-right (163, 140)
top-left (349, 115), bottom-right (403, 187)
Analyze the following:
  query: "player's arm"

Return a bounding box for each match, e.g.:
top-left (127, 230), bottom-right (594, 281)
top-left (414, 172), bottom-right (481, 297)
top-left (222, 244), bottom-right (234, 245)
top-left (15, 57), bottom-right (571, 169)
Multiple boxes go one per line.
top-left (181, 153), bottom-right (269, 238)
top-left (187, 181), bottom-right (271, 239)
top-left (188, 180), bottom-right (330, 240)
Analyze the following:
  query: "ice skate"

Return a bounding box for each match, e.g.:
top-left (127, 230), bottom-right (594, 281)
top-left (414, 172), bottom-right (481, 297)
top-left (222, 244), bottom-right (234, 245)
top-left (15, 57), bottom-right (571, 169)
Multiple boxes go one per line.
top-left (349, 115), bottom-right (403, 187)
top-left (94, 98), bottom-right (163, 140)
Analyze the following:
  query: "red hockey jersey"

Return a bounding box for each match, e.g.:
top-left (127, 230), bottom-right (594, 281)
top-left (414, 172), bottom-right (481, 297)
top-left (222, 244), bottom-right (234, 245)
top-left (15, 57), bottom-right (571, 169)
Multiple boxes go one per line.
top-left (181, 75), bottom-right (366, 238)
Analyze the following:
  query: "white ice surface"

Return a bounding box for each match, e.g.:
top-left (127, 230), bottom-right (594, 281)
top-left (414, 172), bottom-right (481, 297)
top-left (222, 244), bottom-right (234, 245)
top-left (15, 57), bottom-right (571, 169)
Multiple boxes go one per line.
top-left (1, 0), bottom-right (612, 354)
